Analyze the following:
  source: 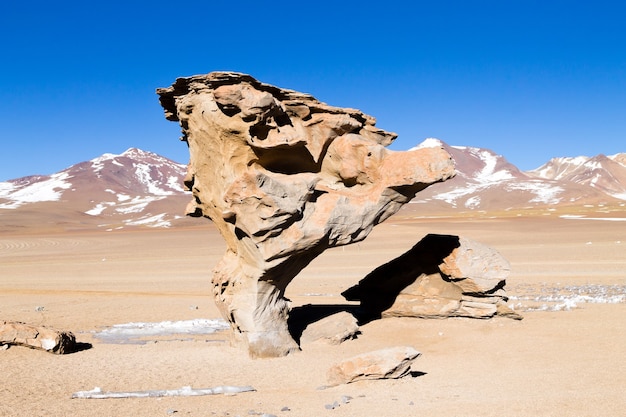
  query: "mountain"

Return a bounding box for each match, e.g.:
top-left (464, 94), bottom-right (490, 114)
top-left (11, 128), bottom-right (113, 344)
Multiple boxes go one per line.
top-left (0, 148), bottom-right (195, 232)
top-left (2, 143), bottom-right (625, 232)
top-left (403, 139), bottom-right (625, 215)
top-left (526, 154), bottom-right (626, 200)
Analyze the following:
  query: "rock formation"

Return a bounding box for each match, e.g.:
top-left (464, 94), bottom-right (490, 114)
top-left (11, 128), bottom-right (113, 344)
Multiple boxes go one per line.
top-left (342, 234), bottom-right (522, 320)
top-left (326, 346), bottom-right (421, 386)
top-left (300, 311), bottom-right (360, 346)
top-left (0, 321), bottom-right (76, 354)
top-left (157, 72), bottom-right (455, 357)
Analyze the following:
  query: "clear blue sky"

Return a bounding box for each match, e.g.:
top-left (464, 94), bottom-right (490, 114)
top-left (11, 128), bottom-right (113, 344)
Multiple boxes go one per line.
top-left (1, 1), bottom-right (624, 181)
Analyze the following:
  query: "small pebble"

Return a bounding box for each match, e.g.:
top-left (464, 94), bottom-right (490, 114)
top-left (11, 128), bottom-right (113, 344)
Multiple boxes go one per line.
top-left (280, 406), bottom-right (290, 411)
top-left (340, 395), bottom-right (352, 404)
top-left (324, 401), bottom-right (340, 410)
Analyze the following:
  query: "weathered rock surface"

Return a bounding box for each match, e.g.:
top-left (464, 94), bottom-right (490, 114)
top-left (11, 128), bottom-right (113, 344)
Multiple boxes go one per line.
top-left (0, 321), bottom-right (76, 354)
top-left (300, 312), bottom-right (359, 346)
top-left (157, 72), bottom-right (455, 357)
top-left (327, 346), bottom-right (421, 386)
top-left (343, 234), bottom-right (522, 320)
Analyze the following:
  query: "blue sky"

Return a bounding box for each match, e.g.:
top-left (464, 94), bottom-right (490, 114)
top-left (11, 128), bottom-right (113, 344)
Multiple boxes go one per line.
top-left (1, 1), bottom-right (624, 181)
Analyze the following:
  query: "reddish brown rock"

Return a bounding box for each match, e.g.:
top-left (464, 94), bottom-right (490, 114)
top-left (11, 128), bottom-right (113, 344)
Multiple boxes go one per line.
top-left (157, 72), bottom-right (455, 357)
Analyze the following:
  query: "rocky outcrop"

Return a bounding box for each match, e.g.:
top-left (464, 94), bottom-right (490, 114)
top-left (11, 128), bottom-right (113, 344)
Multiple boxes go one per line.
top-left (343, 234), bottom-right (522, 320)
top-left (326, 346), bottom-right (421, 386)
top-left (157, 72), bottom-right (455, 357)
top-left (0, 321), bottom-right (76, 354)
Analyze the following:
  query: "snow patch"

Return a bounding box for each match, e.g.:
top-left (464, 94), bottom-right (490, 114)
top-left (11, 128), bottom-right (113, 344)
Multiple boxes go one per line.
top-left (0, 172), bottom-right (72, 209)
top-left (412, 138), bottom-right (444, 149)
top-left (124, 213), bottom-right (171, 227)
top-left (115, 196), bottom-right (164, 214)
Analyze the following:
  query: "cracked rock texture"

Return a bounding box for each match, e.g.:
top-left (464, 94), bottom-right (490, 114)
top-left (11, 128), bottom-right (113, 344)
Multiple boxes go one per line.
top-left (157, 72), bottom-right (455, 357)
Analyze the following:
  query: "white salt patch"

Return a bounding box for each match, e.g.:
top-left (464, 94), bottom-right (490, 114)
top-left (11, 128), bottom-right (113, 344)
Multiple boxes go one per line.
top-left (94, 319), bottom-right (229, 344)
top-left (560, 215), bottom-right (626, 222)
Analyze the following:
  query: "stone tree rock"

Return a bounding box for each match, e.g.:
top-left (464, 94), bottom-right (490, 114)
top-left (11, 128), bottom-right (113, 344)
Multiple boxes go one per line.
top-left (342, 234), bottom-right (522, 320)
top-left (157, 72), bottom-right (455, 357)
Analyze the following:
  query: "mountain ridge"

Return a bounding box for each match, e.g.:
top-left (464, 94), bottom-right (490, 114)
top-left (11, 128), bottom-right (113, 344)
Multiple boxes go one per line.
top-left (1, 142), bottom-right (624, 231)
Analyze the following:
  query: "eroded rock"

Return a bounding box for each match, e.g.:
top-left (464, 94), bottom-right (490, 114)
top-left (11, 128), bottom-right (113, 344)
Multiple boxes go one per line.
top-left (343, 234), bottom-right (522, 320)
top-left (327, 346), bottom-right (421, 386)
top-left (0, 321), bottom-right (76, 354)
top-left (157, 72), bottom-right (455, 357)
top-left (300, 312), bottom-right (359, 346)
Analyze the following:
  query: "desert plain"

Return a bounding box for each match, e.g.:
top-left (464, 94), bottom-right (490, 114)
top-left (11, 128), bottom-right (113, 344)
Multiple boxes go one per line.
top-left (1, 207), bottom-right (625, 417)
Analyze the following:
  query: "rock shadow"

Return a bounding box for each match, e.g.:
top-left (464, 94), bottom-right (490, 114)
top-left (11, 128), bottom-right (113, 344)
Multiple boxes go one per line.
top-left (341, 234), bottom-right (462, 322)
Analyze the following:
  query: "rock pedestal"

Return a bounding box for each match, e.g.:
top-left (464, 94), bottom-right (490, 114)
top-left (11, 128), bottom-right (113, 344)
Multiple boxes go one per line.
top-left (158, 72), bottom-right (455, 357)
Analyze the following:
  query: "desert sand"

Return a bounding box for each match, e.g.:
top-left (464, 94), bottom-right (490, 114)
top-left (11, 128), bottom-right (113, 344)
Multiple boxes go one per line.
top-left (1, 212), bottom-right (625, 416)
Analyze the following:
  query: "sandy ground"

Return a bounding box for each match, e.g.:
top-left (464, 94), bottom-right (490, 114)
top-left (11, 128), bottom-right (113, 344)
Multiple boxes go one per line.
top-left (1, 215), bottom-right (625, 416)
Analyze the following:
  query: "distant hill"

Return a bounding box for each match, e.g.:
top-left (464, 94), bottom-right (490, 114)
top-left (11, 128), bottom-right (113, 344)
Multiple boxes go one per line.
top-left (403, 138), bottom-right (625, 215)
top-left (0, 148), bottom-right (194, 232)
top-left (1, 143), bottom-right (625, 231)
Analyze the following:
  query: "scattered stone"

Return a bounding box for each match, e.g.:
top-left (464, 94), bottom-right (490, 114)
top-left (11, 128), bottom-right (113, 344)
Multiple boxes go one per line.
top-left (343, 234), bottom-right (523, 320)
top-left (157, 72), bottom-right (455, 358)
top-left (327, 346), bottom-right (421, 386)
top-left (300, 312), bottom-right (359, 346)
top-left (280, 406), bottom-right (290, 411)
top-left (0, 321), bottom-right (76, 354)
top-left (340, 395), bottom-right (352, 404)
top-left (35, 306), bottom-right (45, 312)
top-left (324, 401), bottom-right (340, 410)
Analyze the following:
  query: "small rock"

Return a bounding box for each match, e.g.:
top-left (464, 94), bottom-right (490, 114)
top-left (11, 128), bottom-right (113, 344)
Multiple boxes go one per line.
top-left (324, 401), bottom-right (339, 410)
top-left (35, 306), bottom-right (45, 312)
top-left (340, 395), bottom-right (352, 404)
top-left (0, 321), bottom-right (76, 354)
top-left (280, 406), bottom-right (290, 411)
top-left (300, 312), bottom-right (359, 346)
top-left (327, 346), bottom-right (421, 386)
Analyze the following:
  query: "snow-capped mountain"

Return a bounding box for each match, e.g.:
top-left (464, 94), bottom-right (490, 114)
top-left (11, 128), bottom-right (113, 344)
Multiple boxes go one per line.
top-left (0, 148), bottom-right (193, 231)
top-left (527, 154), bottom-right (626, 200)
top-left (2, 143), bottom-right (625, 231)
top-left (407, 139), bottom-right (625, 213)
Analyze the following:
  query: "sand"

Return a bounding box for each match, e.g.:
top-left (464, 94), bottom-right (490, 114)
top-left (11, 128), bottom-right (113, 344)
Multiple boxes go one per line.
top-left (1, 215), bottom-right (625, 416)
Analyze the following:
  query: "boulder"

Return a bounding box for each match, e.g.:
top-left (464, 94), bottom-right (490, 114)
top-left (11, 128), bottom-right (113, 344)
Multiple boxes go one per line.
top-left (343, 234), bottom-right (522, 320)
top-left (327, 346), bottom-right (421, 386)
top-left (0, 321), bottom-right (76, 354)
top-left (300, 312), bottom-right (359, 346)
top-left (157, 72), bottom-right (455, 357)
